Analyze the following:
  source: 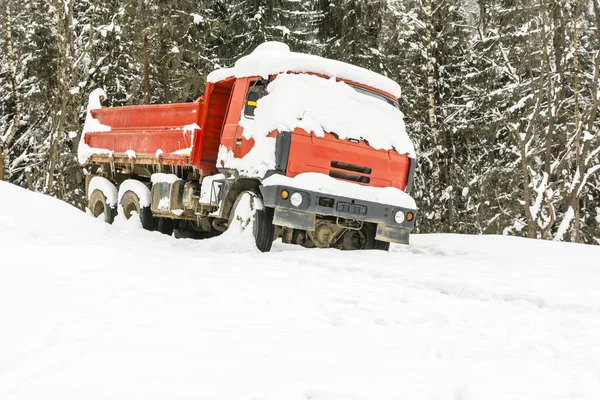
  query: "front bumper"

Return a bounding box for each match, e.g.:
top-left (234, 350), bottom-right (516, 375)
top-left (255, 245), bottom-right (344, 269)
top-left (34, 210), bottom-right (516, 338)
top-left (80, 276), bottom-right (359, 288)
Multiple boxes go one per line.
top-left (260, 184), bottom-right (416, 244)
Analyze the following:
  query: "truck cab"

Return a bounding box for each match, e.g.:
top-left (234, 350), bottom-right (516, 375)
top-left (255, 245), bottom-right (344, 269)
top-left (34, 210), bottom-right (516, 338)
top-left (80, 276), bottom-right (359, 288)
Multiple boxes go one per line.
top-left (81, 42), bottom-right (417, 252)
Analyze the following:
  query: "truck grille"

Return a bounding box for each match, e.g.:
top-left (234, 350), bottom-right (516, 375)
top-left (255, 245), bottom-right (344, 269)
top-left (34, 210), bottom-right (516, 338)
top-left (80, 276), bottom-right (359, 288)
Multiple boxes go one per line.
top-left (330, 161), bottom-right (372, 174)
top-left (330, 161), bottom-right (371, 184)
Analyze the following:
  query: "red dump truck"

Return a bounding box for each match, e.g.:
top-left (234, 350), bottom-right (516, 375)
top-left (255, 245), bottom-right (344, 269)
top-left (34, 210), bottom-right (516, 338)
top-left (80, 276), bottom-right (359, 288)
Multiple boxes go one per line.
top-left (80, 42), bottom-right (417, 252)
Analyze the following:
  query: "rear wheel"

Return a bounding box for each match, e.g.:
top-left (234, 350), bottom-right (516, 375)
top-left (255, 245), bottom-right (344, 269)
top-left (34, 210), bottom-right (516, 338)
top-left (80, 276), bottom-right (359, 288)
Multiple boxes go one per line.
top-left (119, 190), bottom-right (156, 231)
top-left (156, 218), bottom-right (174, 236)
top-left (230, 191), bottom-right (274, 252)
top-left (88, 189), bottom-right (116, 224)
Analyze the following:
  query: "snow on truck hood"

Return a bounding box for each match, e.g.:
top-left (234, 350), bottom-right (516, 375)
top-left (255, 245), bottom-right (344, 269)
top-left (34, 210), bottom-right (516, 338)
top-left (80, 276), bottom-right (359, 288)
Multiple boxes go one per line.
top-left (207, 41), bottom-right (403, 99)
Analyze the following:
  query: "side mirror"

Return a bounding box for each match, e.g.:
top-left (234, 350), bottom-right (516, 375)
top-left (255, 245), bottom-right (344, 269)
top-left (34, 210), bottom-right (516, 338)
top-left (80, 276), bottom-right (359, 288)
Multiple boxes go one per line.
top-left (245, 91), bottom-right (259, 117)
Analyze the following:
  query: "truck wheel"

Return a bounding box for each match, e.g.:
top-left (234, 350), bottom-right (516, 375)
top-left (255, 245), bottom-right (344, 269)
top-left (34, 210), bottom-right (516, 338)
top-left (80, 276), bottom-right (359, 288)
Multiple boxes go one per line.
top-left (341, 228), bottom-right (368, 250)
top-left (230, 191), bottom-right (274, 252)
top-left (88, 189), bottom-right (116, 224)
top-left (119, 190), bottom-right (156, 231)
top-left (156, 218), bottom-right (174, 236)
top-left (359, 225), bottom-right (390, 251)
top-left (173, 228), bottom-right (218, 240)
top-left (371, 239), bottom-right (391, 251)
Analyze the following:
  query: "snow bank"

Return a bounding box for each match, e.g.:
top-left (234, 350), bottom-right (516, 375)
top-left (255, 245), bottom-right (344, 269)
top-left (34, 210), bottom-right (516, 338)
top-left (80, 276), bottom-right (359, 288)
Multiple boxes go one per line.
top-left (78, 88), bottom-right (113, 164)
top-left (247, 73), bottom-right (414, 155)
top-left (2, 181), bottom-right (600, 400)
top-left (263, 172), bottom-right (417, 209)
top-left (88, 176), bottom-right (117, 206)
top-left (208, 41), bottom-right (402, 98)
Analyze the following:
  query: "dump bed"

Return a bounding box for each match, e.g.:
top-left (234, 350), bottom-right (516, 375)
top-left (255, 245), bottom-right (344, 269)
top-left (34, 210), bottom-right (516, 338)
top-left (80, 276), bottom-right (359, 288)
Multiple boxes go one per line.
top-left (83, 79), bottom-right (235, 177)
top-left (85, 102), bottom-right (200, 164)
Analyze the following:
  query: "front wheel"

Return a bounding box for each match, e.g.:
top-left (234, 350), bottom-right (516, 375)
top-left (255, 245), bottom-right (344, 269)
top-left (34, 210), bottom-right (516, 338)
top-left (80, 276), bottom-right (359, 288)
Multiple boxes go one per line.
top-left (341, 224), bottom-right (390, 251)
top-left (370, 239), bottom-right (391, 251)
top-left (229, 191), bottom-right (274, 252)
top-left (366, 225), bottom-right (390, 251)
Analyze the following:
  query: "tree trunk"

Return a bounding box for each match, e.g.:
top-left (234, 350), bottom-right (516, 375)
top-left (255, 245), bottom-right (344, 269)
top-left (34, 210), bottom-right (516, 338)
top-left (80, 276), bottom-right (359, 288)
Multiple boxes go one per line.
top-left (541, 0), bottom-right (556, 176)
top-left (572, 3), bottom-right (581, 242)
top-left (425, 1), bottom-right (441, 223)
top-left (141, 0), bottom-right (151, 104)
top-left (143, 33), bottom-right (151, 104)
top-left (0, 148), bottom-right (5, 181)
top-left (44, 0), bottom-right (71, 195)
top-left (518, 137), bottom-right (536, 238)
top-left (2, 0), bottom-right (21, 182)
top-left (478, 0), bottom-right (487, 37)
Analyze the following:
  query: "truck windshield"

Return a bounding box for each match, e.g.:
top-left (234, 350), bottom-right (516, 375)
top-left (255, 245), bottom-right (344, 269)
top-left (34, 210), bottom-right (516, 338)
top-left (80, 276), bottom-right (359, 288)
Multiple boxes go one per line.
top-left (350, 85), bottom-right (399, 108)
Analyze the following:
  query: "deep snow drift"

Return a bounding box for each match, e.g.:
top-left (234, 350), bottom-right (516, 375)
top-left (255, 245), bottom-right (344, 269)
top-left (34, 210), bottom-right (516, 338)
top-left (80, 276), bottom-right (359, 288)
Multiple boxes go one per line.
top-left (1, 181), bottom-right (599, 400)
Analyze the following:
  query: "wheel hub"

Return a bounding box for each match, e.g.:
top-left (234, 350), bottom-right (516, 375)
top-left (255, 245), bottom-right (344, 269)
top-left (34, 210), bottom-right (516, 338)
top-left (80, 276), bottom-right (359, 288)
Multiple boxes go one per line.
top-left (313, 221), bottom-right (333, 248)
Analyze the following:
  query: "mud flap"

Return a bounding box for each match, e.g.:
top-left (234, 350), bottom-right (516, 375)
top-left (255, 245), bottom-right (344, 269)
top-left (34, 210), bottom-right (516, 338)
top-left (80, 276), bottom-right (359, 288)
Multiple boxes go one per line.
top-left (376, 224), bottom-right (410, 244)
top-left (151, 182), bottom-right (171, 213)
top-left (273, 208), bottom-right (316, 231)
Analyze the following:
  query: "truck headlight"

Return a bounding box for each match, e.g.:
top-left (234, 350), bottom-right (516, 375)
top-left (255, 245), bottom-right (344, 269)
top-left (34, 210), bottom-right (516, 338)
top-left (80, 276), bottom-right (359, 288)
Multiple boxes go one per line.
top-left (290, 192), bottom-right (303, 207)
top-left (394, 210), bottom-right (405, 224)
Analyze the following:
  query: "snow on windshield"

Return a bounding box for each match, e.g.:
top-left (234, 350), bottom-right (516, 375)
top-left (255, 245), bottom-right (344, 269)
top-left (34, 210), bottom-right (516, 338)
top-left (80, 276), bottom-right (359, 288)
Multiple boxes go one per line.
top-left (241, 73), bottom-right (415, 156)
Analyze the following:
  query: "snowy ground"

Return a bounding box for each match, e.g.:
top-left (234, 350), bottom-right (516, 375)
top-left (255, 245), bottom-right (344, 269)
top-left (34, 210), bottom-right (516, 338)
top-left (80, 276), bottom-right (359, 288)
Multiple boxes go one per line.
top-left (1, 181), bottom-right (599, 400)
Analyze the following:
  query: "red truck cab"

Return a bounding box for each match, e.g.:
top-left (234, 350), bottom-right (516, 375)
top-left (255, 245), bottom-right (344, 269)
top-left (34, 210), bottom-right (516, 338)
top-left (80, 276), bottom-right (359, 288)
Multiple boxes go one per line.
top-left (81, 42), bottom-right (417, 252)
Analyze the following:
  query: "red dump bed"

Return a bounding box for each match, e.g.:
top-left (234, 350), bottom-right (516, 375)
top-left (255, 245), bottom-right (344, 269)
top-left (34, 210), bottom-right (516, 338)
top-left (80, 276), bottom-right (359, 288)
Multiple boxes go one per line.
top-left (85, 79), bottom-right (235, 177)
top-left (87, 102), bottom-right (200, 159)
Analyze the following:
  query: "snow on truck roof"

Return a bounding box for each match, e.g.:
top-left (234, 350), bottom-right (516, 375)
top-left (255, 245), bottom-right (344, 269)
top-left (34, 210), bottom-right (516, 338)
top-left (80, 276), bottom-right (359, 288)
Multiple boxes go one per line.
top-left (207, 42), bottom-right (402, 99)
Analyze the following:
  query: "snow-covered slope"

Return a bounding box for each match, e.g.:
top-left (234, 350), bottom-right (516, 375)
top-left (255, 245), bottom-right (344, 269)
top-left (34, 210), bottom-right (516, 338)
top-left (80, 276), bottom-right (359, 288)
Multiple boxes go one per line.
top-left (1, 181), bottom-right (599, 400)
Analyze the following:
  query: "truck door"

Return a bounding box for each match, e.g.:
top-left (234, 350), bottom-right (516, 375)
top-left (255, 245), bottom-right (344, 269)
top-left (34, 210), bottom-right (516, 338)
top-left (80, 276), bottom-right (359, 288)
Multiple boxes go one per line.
top-left (220, 77), bottom-right (268, 159)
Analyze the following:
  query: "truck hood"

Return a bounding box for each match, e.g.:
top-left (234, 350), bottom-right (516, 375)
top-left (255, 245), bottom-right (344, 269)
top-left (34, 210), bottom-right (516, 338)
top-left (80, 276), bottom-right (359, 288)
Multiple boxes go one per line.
top-left (286, 129), bottom-right (412, 192)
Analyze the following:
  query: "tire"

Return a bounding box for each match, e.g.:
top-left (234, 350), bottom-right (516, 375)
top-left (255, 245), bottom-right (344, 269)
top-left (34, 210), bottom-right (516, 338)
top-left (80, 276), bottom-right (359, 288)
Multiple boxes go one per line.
top-left (230, 191), bottom-right (274, 252)
top-left (173, 228), bottom-right (218, 240)
top-left (173, 228), bottom-right (194, 239)
top-left (371, 239), bottom-right (391, 251)
top-left (88, 189), bottom-right (117, 224)
top-left (119, 190), bottom-right (156, 231)
top-left (156, 218), bottom-right (174, 236)
top-left (359, 224), bottom-right (390, 251)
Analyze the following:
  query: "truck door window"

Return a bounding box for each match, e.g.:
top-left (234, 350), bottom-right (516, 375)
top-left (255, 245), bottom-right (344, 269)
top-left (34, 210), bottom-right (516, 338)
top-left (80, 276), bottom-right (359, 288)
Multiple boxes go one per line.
top-left (244, 80), bottom-right (268, 118)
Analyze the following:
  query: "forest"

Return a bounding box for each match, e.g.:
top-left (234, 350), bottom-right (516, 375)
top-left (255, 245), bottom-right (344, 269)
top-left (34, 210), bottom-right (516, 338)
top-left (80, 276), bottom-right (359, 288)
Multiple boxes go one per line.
top-left (0, 0), bottom-right (598, 244)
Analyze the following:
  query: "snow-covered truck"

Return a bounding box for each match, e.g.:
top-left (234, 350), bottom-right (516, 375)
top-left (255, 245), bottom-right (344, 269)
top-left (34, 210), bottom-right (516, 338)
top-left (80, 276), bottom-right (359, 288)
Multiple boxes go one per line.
top-left (80, 42), bottom-right (417, 252)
